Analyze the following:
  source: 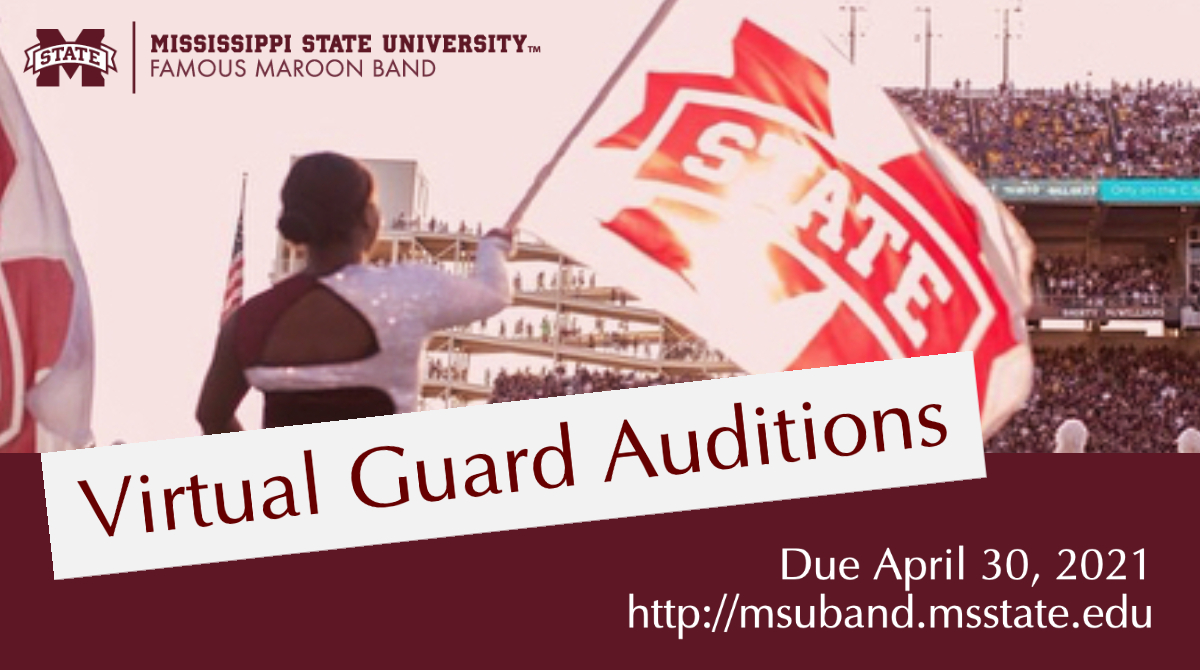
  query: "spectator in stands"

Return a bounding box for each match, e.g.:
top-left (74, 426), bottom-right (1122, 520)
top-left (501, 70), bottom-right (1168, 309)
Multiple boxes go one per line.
top-left (1054, 419), bottom-right (1089, 453)
top-left (1177, 428), bottom-right (1200, 454)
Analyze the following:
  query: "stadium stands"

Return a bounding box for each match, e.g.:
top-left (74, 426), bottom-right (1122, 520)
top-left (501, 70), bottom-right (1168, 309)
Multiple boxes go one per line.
top-left (1035, 254), bottom-right (1172, 306)
top-left (989, 346), bottom-right (1200, 453)
top-left (490, 367), bottom-right (696, 403)
top-left (888, 81), bottom-right (1200, 178)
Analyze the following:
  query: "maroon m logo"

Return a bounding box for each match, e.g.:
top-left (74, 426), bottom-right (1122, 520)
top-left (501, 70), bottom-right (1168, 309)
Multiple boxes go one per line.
top-left (28, 29), bottom-right (115, 87)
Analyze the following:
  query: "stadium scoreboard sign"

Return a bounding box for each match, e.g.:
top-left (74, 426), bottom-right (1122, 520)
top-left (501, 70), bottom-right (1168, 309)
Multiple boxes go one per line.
top-left (1059, 305), bottom-right (1168, 321)
top-left (987, 179), bottom-right (1200, 206)
top-left (988, 179), bottom-right (1098, 204)
top-left (1099, 179), bottom-right (1200, 205)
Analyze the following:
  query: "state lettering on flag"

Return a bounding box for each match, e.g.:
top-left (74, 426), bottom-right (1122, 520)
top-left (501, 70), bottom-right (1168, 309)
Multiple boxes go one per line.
top-left (508, 0), bottom-right (1034, 437)
top-left (0, 49), bottom-right (95, 452)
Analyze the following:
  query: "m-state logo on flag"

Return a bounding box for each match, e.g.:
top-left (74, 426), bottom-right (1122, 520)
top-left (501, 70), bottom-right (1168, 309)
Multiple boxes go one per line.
top-left (510, 0), bottom-right (1034, 437)
top-left (24, 29), bottom-right (117, 87)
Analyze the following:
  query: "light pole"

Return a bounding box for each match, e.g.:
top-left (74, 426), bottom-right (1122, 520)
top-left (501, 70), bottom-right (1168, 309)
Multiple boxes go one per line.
top-left (998, 4), bottom-right (1023, 89)
top-left (915, 6), bottom-right (938, 93)
top-left (840, 5), bottom-right (868, 64)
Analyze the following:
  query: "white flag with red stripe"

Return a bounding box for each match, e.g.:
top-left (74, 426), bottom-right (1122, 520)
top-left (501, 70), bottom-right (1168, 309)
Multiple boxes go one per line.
top-left (509, 0), bottom-right (1034, 437)
top-left (0, 51), bottom-right (94, 452)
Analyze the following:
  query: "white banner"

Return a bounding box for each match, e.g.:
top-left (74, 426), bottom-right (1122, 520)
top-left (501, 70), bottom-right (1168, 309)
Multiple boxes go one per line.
top-left (43, 353), bottom-right (983, 579)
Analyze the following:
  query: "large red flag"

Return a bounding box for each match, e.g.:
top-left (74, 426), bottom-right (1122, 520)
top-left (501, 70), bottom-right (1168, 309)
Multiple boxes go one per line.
top-left (0, 50), bottom-right (94, 452)
top-left (509, 0), bottom-right (1034, 437)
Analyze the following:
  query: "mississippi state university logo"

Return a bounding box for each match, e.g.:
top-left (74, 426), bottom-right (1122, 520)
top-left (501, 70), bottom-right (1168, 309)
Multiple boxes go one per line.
top-left (596, 21), bottom-right (1020, 407)
top-left (24, 29), bottom-right (117, 87)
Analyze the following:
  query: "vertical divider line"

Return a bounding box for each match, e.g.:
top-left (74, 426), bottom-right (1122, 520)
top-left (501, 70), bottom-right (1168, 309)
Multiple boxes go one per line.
top-left (132, 21), bottom-right (136, 94)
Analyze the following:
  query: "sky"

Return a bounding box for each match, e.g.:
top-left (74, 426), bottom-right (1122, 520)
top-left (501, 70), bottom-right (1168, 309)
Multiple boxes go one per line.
top-left (3, 0), bottom-right (1199, 446)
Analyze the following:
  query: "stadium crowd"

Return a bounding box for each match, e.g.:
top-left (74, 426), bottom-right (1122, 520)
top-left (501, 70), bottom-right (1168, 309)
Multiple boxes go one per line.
top-left (889, 80), bottom-right (1200, 178)
top-left (1035, 254), bottom-right (1173, 305)
top-left (489, 367), bottom-right (696, 403)
top-left (987, 346), bottom-right (1200, 453)
top-left (887, 88), bottom-right (976, 162)
top-left (975, 84), bottom-right (1113, 179)
top-left (1112, 81), bottom-right (1200, 177)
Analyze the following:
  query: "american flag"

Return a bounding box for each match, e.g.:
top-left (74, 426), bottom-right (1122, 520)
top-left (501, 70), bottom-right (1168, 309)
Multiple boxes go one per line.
top-left (220, 174), bottom-right (247, 324)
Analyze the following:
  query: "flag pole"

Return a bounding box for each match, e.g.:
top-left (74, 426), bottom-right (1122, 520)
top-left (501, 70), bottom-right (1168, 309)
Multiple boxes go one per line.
top-left (503, 0), bottom-right (679, 233)
top-left (239, 172), bottom-right (248, 218)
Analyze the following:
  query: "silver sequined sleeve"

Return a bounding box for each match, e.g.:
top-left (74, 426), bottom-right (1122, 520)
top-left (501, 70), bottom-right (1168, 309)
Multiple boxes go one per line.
top-left (418, 235), bottom-right (512, 331)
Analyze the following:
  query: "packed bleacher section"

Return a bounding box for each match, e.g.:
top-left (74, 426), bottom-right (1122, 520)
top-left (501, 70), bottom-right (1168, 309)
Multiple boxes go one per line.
top-left (888, 81), bottom-right (1200, 178)
top-left (1035, 254), bottom-right (1173, 306)
top-left (976, 85), bottom-right (1113, 178)
top-left (489, 367), bottom-right (696, 402)
top-left (1112, 82), bottom-right (1200, 176)
top-left (887, 89), bottom-right (976, 163)
top-left (988, 346), bottom-right (1200, 453)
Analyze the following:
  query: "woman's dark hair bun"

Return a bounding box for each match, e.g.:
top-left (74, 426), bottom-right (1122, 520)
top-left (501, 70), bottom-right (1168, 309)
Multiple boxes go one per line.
top-left (278, 152), bottom-right (374, 247)
top-left (278, 209), bottom-right (317, 245)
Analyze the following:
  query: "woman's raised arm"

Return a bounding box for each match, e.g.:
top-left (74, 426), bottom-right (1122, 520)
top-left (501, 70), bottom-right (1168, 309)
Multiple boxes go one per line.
top-left (418, 230), bottom-right (514, 331)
